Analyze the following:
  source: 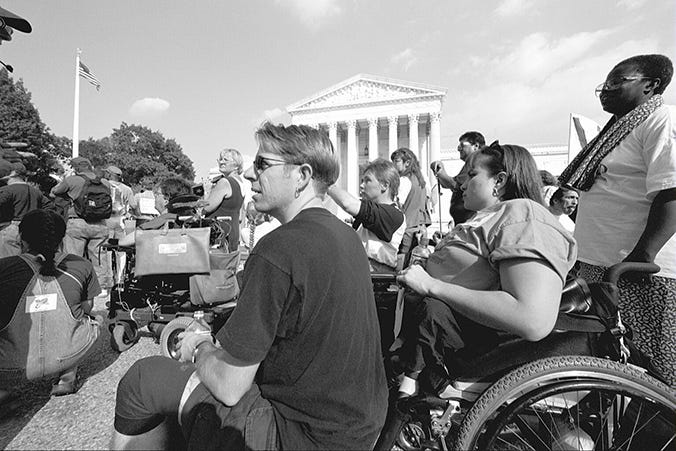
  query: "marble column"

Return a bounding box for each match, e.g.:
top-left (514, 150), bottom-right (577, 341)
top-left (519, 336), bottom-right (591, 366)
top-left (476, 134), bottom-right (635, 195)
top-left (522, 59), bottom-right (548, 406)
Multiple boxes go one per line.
top-left (430, 112), bottom-right (441, 164)
top-left (388, 116), bottom-right (398, 154)
top-left (368, 118), bottom-right (379, 161)
top-left (346, 119), bottom-right (358, 195)
top-left (408, 114), bottom-right (419, 157)
top-left (328, 121), bottom-right (338, 153)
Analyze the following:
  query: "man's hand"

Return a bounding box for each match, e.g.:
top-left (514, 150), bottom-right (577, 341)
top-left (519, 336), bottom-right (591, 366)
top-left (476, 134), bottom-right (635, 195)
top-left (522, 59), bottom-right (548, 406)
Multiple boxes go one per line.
top-left (177, 330), bottom-right (213, 363)
top-left (397, 264), bottom-right (435, 297)
top-left (430, 161), bottom-right (444, 176)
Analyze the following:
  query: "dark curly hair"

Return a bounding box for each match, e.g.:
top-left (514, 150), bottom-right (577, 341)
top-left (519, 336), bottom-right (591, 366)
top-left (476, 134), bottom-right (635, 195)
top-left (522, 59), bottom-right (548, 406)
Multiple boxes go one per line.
top-left (390, 147), bottom-right (426, 189)
top-left (616, 54), bottom-right (673, 95)
top-left (19, 210), bottom-right (67, 276)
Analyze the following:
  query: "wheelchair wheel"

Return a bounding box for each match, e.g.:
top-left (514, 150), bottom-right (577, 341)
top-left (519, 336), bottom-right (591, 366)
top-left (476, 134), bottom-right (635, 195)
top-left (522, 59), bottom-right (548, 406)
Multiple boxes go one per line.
top-left (110, 321), bottom-right (139, 352)
top-left (160, 317), bottom-right (194, 360)
top-left (455, 356), bottom-right (676, 450)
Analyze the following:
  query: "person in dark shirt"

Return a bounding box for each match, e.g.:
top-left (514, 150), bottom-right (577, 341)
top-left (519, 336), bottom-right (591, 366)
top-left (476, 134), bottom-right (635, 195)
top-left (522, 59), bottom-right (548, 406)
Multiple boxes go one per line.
top-left (430, 131), bottom-right (486, 228)
top-left (111, 122), bottom-right (388, 450)
top-left (328, 157), bottom-right (405, 272)
top-left (0, 163), bottom-right (54, 257)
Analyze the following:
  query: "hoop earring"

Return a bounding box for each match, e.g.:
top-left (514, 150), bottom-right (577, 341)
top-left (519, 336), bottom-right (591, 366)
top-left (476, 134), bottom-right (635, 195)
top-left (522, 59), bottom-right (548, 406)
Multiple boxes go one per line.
top-left (294, 187), bottom-right (301, 198)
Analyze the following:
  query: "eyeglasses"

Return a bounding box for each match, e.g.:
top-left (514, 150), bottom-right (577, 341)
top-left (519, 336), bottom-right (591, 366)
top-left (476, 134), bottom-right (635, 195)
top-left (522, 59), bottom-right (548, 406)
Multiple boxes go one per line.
top-left (595, 77), bottom-right (653, 96)
top-left (253, 155), bottom-right (292, 175)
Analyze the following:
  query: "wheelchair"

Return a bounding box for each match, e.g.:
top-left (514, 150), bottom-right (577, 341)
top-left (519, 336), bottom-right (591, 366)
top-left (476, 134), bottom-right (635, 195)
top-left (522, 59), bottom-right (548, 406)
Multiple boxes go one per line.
top-left (103, 213), bottom-right (240, 359)
top-left (373, 262), bottom-right (676, 451)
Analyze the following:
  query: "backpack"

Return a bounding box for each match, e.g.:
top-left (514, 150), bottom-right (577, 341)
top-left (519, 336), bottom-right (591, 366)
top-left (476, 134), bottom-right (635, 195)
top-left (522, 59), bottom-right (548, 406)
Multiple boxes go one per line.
top-left (0, 254), bottom-right (100, 379)
top-left (73, 175), bottom-right (112, 221)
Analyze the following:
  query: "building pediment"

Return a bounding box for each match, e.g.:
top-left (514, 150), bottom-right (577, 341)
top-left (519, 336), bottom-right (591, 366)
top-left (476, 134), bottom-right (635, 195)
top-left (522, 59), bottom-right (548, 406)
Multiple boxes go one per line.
top-left (288, 74), bottom-right (446, 113)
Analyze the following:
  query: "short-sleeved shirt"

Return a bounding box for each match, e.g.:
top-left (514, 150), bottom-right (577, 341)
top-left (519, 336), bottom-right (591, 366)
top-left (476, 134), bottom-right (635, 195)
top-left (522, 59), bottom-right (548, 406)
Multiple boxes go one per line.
top-left (428, 199), bottom-right (577, 291)
top-left (353, 199), bottom-right (405, 269)
top-left (109, 180), bottom-right (136, 217)
top-left (575, 104), bottom-right (676, 278)
top-left (0, 182), bottom-right (53, 227)
top-left (215, 208), bottom-right (387, 450)
top-left (0, 253), bottom-right (101, 330)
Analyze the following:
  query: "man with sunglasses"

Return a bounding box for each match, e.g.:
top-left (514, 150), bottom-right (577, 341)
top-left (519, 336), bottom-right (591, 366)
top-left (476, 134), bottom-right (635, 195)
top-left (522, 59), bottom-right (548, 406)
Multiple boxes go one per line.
top-left (559, 54), bottom-right (676, 387)
top-left (111, 123), bottom-right (387, 450)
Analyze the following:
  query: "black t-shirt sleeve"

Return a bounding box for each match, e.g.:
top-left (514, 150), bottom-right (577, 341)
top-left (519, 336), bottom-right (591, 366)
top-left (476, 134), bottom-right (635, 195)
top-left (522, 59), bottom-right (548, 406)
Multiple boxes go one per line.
top-left (215, 253), bottom-right (296, 364)
top-left (355, 200), bottom-right (404, 242)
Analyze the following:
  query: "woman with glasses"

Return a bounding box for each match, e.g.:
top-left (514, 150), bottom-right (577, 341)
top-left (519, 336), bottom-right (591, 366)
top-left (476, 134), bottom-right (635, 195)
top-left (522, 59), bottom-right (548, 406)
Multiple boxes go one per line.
top-left (111, 122), bottom-right (387, 450)
top-left (202, 148), bottom-right (245, 251)
top-left (560, 54), bottom-right (676, 387)
top-left (395, 143), bottom-right (577, 397)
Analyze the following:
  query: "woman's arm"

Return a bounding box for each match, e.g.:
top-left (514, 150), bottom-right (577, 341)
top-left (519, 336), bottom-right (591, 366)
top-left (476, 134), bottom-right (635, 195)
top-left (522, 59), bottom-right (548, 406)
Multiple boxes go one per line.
top-left (327, 184), bottom-right (361, 216)
top-left (625, 187), bottom-right (676, 264)
top-left (203, 177), bottom-right (233, 214)
top-left (397, 258), bottom-right (562, 341)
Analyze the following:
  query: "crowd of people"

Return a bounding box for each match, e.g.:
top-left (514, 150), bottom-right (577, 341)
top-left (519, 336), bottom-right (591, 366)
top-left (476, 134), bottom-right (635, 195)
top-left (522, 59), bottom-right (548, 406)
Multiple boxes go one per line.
top-left (0, 53), bottom-right (674, 448)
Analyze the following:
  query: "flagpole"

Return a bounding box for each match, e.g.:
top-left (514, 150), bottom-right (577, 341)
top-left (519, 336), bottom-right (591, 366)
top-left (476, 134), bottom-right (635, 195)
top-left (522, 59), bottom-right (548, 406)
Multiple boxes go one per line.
top-left (72, 49), bottom-right (81, 158)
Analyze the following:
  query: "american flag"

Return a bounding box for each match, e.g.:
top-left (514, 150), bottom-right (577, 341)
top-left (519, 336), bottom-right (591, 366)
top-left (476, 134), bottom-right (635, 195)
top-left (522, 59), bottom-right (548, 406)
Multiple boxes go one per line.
top-left (79, 61), bottom-right (101, 91)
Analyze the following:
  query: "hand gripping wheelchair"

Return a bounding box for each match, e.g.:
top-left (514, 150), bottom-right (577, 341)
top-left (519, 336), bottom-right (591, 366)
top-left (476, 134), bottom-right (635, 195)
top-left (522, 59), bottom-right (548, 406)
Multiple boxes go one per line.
top-left (103, 213), bottom-right (240, 359)
top-left (374, 262), bottom-right (676, 451)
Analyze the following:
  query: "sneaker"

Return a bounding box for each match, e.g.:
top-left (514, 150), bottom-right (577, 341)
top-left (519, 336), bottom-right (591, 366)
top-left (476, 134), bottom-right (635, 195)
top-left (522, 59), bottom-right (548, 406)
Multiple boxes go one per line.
top-left (50, 379), bottom-right (79, 397)
top-left (397, 375), bottom-right (419, 398)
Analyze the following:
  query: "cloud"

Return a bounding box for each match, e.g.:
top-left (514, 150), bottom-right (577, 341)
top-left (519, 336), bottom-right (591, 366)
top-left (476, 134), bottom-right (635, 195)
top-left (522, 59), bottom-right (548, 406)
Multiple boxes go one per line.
top-left (617, 0), bottom-right (649, 10)
top-left (276, 0), bottom-right (342, 31)
top-left (391, 48), bottom-right (418, 72)
top-left (129, 98), bottom-right (170, 118)
top-left (442, 35), bottom-right (660, 146)
top-left (252, 107), bottom-right (290, 126)
top-left (484, 30), bottom-right (615, 84)
top-left (494, 0), bottom-right (535, 17)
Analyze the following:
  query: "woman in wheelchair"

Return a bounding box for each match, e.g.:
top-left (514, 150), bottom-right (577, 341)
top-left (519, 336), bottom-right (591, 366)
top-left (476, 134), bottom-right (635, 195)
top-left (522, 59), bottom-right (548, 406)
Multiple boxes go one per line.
top-left (395, 142), bottom-right (577, 397)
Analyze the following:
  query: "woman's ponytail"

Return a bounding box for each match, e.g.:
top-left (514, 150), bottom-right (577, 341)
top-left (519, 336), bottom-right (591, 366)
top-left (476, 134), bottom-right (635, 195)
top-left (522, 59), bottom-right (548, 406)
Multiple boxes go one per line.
top-left (18, 210), bottom-right (67, 276)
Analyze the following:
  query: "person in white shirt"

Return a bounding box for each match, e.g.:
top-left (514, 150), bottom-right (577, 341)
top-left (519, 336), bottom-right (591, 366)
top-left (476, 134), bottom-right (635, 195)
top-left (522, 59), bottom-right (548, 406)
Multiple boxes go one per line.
top-left (559, 54), bottom-right (676, 387)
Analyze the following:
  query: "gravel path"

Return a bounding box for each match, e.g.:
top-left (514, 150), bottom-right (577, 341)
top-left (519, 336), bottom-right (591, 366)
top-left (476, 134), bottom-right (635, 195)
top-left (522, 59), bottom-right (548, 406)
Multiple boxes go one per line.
top-left (0, 296), bottom-right (161, 450)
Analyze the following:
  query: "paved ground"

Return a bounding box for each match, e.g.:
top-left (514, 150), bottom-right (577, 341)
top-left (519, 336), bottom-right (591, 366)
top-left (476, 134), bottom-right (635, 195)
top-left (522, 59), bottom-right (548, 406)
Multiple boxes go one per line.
top-left (0, 296), bottom-right (160, 450)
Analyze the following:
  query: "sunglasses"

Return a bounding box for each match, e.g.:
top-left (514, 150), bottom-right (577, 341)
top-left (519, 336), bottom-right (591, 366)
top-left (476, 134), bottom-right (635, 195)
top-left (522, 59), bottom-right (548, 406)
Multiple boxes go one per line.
top-left (253, 155), bottom-right (293, 175)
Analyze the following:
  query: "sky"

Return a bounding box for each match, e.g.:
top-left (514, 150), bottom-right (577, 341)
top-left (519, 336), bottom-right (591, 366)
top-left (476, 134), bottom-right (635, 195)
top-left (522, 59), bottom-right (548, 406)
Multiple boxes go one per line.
top-left (1, 0), bottom-right (675, 181)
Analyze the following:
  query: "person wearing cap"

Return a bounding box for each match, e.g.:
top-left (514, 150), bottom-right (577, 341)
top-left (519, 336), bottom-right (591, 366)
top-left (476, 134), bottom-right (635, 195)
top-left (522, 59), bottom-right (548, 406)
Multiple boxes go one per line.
top-left (0, 163), bottom-right (54, 258)
top-left (50, 156), bottom-right (112, 291)
top-left (103, 165), bottom-right (136, 283)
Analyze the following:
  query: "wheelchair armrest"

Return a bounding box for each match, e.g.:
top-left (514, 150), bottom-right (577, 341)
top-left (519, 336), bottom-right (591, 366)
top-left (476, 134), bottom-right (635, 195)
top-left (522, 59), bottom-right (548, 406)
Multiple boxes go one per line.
top-left (559, 278), bottom-right (592, 314)
top-left (603, 262), bottom-right (660, 285)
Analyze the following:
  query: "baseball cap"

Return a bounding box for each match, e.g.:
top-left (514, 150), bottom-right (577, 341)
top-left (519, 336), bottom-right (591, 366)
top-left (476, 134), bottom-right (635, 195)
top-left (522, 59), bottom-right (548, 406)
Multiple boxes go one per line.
top-left (105, 165), bottom-right (122, 176)
top-left (0, 159), bottom-right (13, 178)
top-left (0, 161), bottom-right (27, 180)
top-left (70, 156), bottom-right (91, 166)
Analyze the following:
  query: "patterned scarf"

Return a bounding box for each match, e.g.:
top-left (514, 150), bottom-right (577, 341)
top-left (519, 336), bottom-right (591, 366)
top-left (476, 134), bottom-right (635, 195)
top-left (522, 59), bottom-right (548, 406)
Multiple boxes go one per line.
top-left (559, 94), bottom-right (664, 191)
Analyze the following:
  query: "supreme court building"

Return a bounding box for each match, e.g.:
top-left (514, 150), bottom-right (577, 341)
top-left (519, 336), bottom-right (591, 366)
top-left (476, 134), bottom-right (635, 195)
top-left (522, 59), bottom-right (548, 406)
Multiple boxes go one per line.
top-left (287, 74), bottom-right (447, 196)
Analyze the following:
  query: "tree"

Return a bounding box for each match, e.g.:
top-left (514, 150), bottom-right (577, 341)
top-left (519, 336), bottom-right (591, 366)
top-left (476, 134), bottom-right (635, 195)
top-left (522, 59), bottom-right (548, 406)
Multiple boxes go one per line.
top-left (79, 123), bottom-right (195, 187)
top-left (0, 68), bottom-right (70, 175)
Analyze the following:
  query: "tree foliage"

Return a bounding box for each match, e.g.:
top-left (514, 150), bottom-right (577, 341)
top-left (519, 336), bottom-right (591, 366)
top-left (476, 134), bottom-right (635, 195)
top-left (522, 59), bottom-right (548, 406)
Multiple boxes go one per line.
top-left (0, 68), bottom-right (70, 174)
top-left (80, 123), bottom-right (195, 188)
top-left (1, 69), bottom-right (195, 189)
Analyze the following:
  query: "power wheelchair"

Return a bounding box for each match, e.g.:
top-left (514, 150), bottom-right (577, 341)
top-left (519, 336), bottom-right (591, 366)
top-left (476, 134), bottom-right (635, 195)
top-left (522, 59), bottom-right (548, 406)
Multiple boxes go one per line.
top-left (372, 262), bottom-right (676, 451)
top-left (103, 212), bottom-right (240, 359)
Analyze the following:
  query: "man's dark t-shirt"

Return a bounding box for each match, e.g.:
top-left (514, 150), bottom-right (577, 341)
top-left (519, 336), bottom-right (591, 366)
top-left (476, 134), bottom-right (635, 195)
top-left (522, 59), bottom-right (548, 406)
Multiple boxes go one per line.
top-left (215, 208), bottom-right (387, 450)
